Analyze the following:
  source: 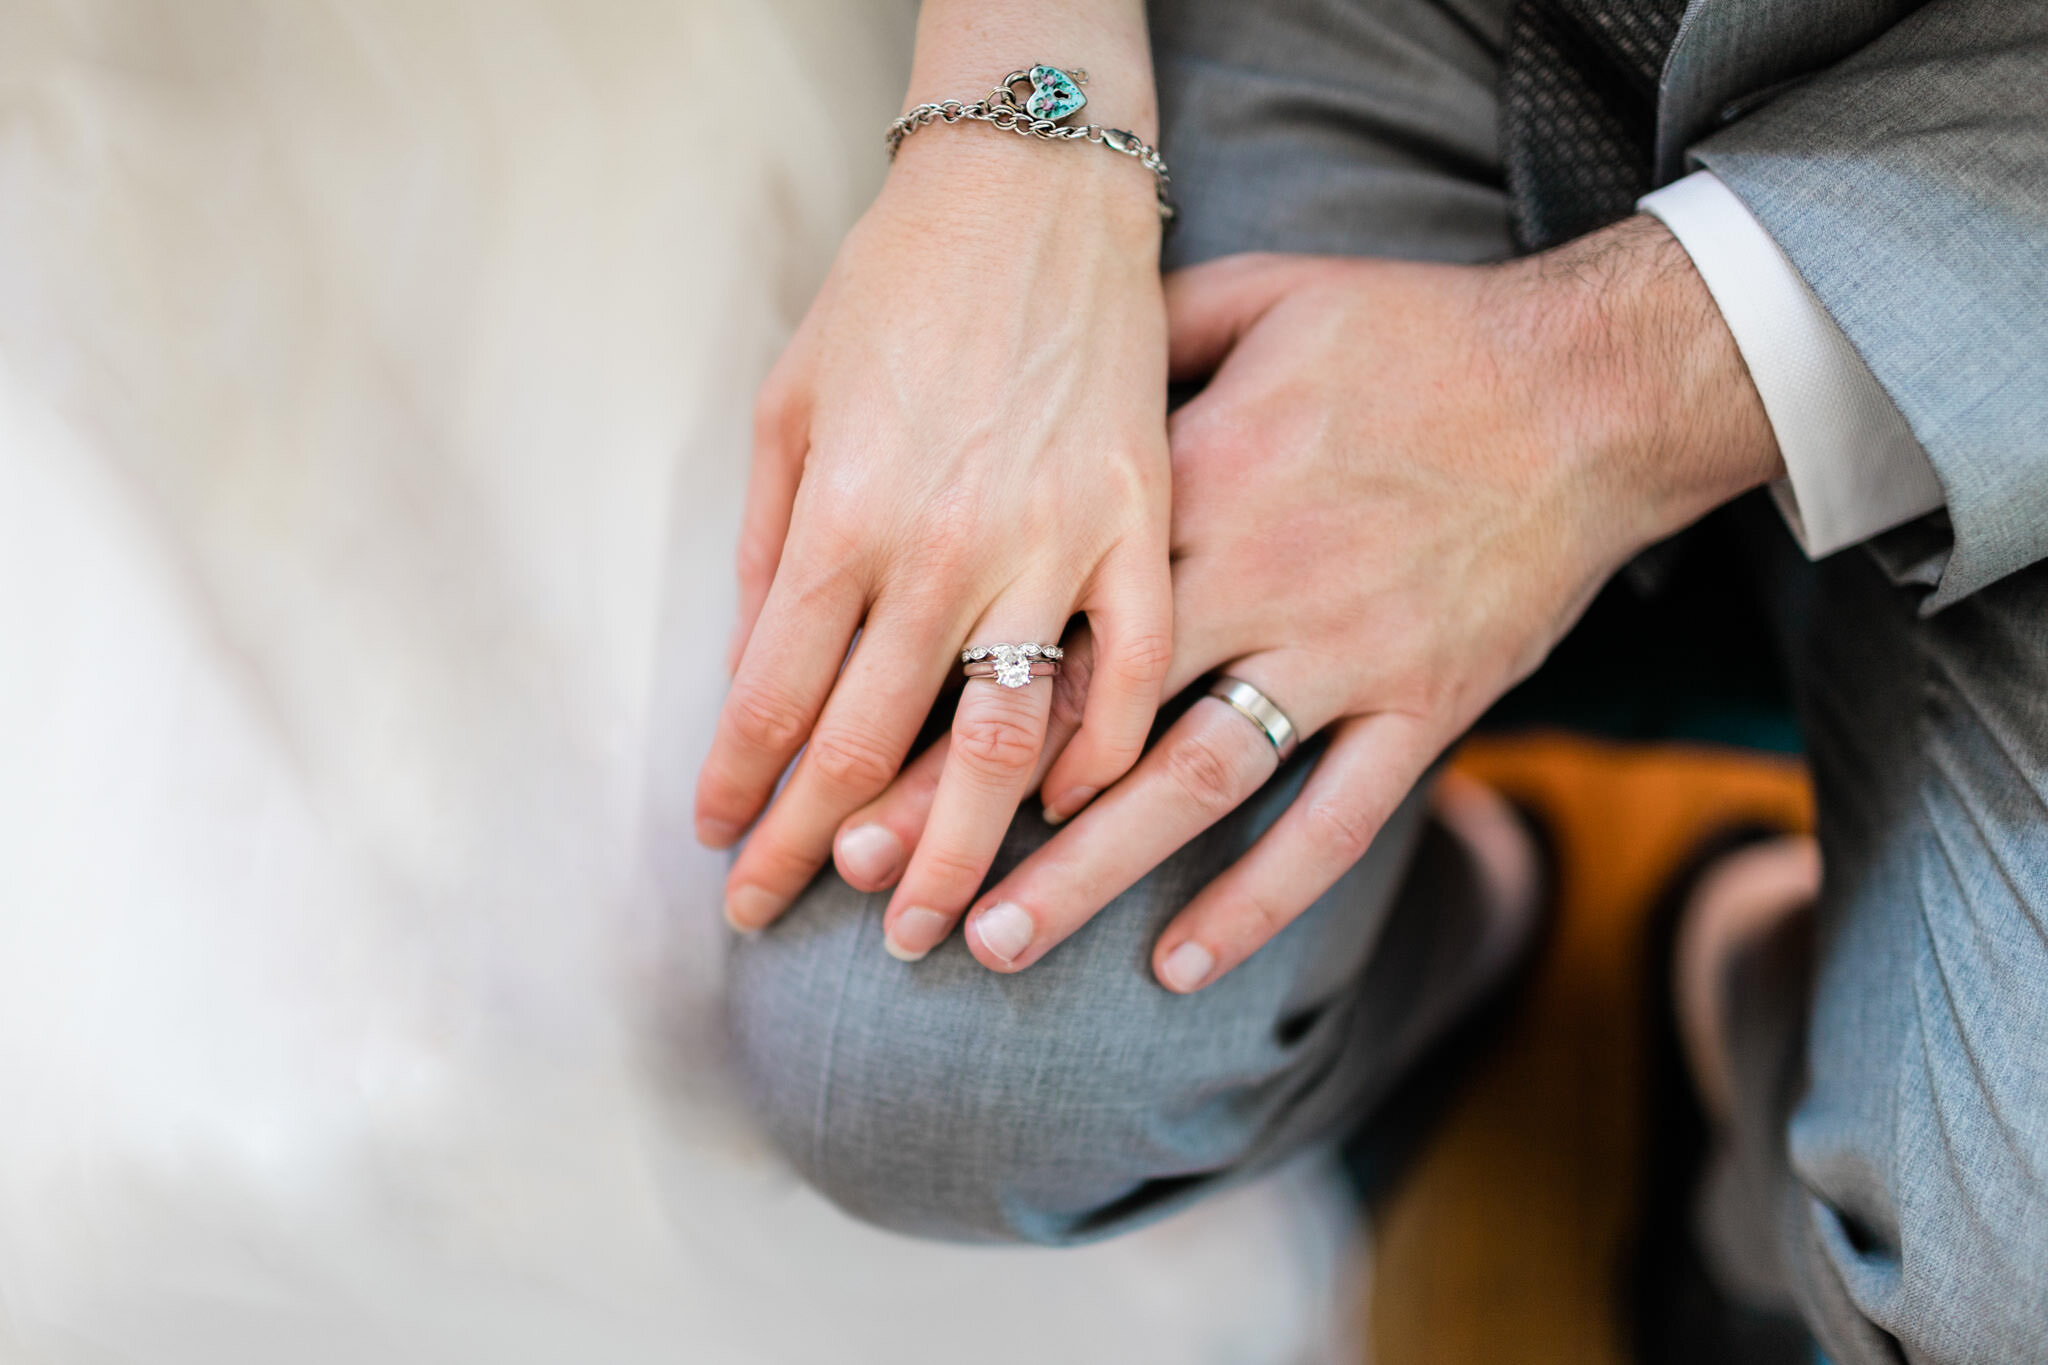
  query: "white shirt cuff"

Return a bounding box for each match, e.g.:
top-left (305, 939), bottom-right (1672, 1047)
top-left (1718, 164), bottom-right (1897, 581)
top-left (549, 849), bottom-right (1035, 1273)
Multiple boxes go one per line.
top-left (1638, 171), bottom-right (1945, 558)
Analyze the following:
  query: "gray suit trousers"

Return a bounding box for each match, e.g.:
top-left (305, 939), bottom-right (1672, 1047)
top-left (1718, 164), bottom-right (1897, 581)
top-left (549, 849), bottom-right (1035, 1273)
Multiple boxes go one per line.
top-left (727, 2), bottom-right (2048, 1360)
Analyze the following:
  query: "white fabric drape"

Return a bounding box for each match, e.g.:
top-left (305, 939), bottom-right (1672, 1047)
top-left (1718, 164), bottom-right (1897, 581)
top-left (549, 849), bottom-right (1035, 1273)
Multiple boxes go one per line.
top-left (0, 3), bottom-right (1359, 1360)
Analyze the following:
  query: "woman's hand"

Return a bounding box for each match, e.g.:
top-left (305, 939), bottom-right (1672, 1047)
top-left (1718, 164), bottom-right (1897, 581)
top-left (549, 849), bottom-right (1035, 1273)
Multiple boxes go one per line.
top-left (696, 15), bottom-right (1173, 957)
top-left (833, 217), bottom-right (1784, 985)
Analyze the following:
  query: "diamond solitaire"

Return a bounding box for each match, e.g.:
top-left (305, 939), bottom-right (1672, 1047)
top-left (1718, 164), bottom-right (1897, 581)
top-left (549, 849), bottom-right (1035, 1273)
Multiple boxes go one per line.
top-left (991, 646), bottom-right (1032, 688)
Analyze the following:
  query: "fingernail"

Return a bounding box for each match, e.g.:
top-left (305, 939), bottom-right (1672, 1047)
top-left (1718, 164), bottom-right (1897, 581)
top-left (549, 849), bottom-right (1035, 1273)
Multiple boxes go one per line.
top-left (1159, 941), bottom-right (1215, 993)
top-left (885, 906), bottom-right (950, 962)
top-left (837, 824), bottom-right (905, 887)
top-left (1042, 787), bottom-right (1097, 826)
top-left (697, 816), bottom-right (742, 848)
top-left (972, 901), bottom-right (1035, 964)
top-left (724, 885), bottom-right (782, 933)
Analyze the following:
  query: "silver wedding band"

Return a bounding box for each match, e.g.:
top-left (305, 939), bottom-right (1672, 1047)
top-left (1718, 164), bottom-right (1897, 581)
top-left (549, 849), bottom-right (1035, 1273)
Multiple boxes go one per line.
top-left (1208, 675), bottom-right (1299, 762)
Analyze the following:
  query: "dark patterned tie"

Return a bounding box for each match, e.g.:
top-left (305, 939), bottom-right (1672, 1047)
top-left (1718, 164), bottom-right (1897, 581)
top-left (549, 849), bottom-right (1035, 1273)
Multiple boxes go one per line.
top-left (1501, 0), bottom-right (1694, 250)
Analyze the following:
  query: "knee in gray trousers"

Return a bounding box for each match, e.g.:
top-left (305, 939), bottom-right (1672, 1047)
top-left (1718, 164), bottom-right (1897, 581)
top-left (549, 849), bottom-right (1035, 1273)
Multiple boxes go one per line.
top-left (722, 746), bottom-right (1501, 1245)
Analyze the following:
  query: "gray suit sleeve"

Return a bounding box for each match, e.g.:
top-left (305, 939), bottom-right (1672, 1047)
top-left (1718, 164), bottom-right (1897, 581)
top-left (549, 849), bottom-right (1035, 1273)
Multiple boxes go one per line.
top-left (1689, 0), bottom-right (2048, 610)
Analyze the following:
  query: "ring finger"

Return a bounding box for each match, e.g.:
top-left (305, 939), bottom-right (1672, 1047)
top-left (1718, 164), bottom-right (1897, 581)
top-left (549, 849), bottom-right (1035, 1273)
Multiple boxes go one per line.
top-left (880, 598), bottom-right (1069, 961)
top-left (836, 562), bottom-right (1253, 901)
top-left (959, 652), bottom-right (1335, 974)
top-left (835, 627), bottom-right (1096, 895)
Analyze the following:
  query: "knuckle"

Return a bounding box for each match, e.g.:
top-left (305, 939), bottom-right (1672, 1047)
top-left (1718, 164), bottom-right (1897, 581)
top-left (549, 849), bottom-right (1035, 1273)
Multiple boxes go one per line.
top-left (1162, 732), bottom-right (1248, 814)
top-left (1299, 797), bottom-right (1377, 866)
top-left (952, 706), bottom-right (1042, 777)
top-left (776, 540), bottom-right (864, 612)
top-left (1095, 732), bottom-right (1147, 778)
top-left (914, 844), bottom-right (989, 894)
top-left (1092, 443), bottom-right (1167, 505)
top-left (805, 727), bottom-right (898, 795)
top-left (796, 502), bottom-right (863, 567)
top-left (1105, 630), bottom-right (1173, 689)
top-left (744, 832), bottom-right (818, 890)
top-left (1233, 884), bottom-right (1292, 943)
top-left (726, 683), bottom-right (812, 757)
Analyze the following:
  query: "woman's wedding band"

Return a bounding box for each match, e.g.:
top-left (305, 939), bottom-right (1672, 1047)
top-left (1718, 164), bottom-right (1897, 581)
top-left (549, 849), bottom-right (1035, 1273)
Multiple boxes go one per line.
top-left (1208, 675), bottom-right (1299, 761)
top-left (960, 643), bottom-right (1065, 663)
top-left (963, 659), bottom-right (1062, 687)
top-left (961, 642), bottom-right (1065, 689)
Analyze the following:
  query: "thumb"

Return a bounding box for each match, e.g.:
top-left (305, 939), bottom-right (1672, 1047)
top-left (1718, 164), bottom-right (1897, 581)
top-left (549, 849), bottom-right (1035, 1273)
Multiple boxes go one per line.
top-left (1164, 252), bottom-right (1312, 382)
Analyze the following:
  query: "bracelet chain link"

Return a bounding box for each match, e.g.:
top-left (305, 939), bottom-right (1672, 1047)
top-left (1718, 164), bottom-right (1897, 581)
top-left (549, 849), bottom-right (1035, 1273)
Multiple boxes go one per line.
top-left (885, 68), bottom-right (1175, 221)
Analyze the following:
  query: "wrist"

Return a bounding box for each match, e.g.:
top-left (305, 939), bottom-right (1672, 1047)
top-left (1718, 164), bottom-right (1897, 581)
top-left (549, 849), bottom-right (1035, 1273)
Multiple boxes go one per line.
top-left (1499, 215), bottom-right (1784, 564)
top-left (881, 112), bottom-right (1165, 252)
top-left (894, 2), bottom-right (1163, 244)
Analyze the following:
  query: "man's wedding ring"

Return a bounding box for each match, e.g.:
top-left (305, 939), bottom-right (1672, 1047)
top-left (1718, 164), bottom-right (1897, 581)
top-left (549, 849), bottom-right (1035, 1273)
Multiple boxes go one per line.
top-left (1208, 675), bottom-right (1299, 761)
top-left (961, 643), bottom-right (1065, 689)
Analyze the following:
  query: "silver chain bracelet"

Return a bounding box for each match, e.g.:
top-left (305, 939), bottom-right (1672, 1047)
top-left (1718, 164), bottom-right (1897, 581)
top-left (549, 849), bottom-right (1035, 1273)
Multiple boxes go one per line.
top-left (885, 65), bottom-right (1175, 221)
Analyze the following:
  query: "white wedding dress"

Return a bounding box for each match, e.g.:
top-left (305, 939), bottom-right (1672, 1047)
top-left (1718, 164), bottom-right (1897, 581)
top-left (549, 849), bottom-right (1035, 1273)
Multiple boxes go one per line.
top-left (0, 3), bottom-right (1362, 1360)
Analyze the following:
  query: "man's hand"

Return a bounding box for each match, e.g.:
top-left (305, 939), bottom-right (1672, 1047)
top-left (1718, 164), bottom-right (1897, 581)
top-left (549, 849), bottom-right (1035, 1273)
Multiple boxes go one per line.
top-left (831, 216), bottom-right (1783, 987)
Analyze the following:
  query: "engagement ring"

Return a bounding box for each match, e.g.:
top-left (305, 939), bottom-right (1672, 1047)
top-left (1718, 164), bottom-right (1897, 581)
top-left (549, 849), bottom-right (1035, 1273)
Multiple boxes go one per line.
top-left (960, 642), bottom-right (1065, 689)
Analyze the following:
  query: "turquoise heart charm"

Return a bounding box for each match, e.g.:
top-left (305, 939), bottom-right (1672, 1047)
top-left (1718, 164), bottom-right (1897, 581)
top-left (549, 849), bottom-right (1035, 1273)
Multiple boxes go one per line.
top-left (1024, 65), bottom-right (1087, 121)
